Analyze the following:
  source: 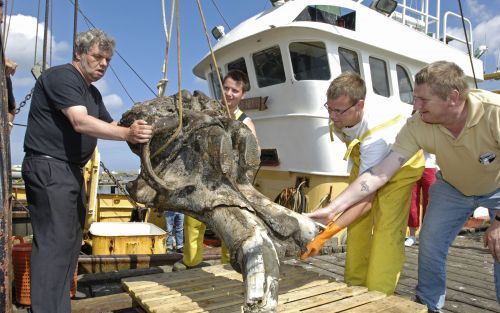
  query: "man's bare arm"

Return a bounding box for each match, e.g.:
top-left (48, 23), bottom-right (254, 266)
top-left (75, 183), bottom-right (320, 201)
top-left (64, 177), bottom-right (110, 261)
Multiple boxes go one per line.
top-left (62, 105), bottom-right (152, 144)
top-left (306, 150), bottom-right (408, 224)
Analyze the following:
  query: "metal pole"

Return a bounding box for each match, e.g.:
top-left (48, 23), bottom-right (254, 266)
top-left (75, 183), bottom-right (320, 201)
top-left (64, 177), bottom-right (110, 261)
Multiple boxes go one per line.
top-left (0, 23), bottom-right (13, 313)
top-left (42, 0), bottom-right (50, 70)
top-left (73, 0), bottom-right (78, 58)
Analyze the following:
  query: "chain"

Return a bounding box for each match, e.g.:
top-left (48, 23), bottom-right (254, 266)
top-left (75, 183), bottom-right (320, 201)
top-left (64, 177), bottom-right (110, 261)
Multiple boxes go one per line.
top-left (99, 161), bottom-right (140, 208)
top-left (15, 88), bottom-right (34, 114)
top-left (11, 193), bottom-right (29, 213)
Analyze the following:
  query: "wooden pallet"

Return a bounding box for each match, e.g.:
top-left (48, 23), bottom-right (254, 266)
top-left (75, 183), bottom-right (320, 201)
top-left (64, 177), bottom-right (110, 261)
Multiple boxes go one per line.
top-left (122, 263), bottom-right (426, 313)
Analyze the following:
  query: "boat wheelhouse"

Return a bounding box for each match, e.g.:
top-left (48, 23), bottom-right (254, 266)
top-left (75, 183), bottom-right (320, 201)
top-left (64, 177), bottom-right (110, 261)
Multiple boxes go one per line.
top-left (193, 0), bottom-right (484, 211)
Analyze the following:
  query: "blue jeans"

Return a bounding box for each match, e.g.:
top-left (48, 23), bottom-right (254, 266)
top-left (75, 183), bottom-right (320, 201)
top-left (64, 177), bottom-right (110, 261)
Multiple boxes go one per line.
top-left (416, 172), bottom-right (500, 311)
top-left (164, 211), bottom-right (184, 250)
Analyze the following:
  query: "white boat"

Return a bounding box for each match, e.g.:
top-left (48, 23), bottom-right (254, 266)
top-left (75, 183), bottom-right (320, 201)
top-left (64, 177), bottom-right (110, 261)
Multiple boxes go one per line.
top-left (192, 0), bottom-right (484, 211)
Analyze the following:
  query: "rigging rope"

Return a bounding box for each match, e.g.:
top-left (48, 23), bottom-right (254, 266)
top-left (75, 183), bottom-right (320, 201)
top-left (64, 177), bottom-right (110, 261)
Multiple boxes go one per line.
top-left (274, 181), bottom-right (308, 214)
top-left (2, 0), bottom-right (14, 51)
top-left (99, 161), bottom-right (139, 208)
top-left (210, 0), bottom-right (231, 31)
top-left (157, 0), bottom-right (176, 97)
top-left (42, 0), bottom-right (49, 71)
top-left (195, 0), bottom-right (231, 118)
top-left (67, 0), bottom-right (157, 98)
top-left (108, 65), bottom-right (135, 104)
top-left (151, 0), bottom-right (183, 159)
top-left (49, 0), bottom-right (53, 66)
top-left (34, 0), bottom-right (41, 65)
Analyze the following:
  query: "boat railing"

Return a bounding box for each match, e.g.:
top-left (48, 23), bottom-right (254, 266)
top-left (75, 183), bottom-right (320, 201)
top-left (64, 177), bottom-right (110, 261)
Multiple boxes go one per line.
top-left (443, 11), bottom-right (473, 52)
top-left (386, 0), bottom-right (473, 51)
top-left (390, 0), bottom-right (440, 38)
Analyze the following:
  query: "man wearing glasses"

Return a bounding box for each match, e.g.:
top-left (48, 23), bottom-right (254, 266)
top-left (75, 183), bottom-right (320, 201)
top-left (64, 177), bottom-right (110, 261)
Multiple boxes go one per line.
top-left (304, 72), bottom-right (423, 295)
top-left (22, 29), bottom-right (152, 313)
top-left (306, 63), bottom-right (500, 312)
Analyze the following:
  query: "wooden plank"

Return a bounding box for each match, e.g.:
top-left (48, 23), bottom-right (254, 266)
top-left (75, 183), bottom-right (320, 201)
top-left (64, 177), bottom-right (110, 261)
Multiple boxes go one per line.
top-left (128, 271), bottom-right (243, 297)
top-left (296, 257), bottom-right (345, 277)
top-left (131, 275), bottom-right (242, 299)
top-left (125, 264), bottom-right (321, 295)
top-left (301, 290), bottom-right (386, 313)
top-left (445, 299), bottom-right (500, 313)
top-left (148, 293), bottom-right (245, 313)
top-left (343, 295), bottom-right (427, 313)
top-left (190, 284), bottom-right (346, 313)
top-left (398, 256), bottom-right (497, 300)
top-left (404, 250), bottom-right (494, 283)
top-left (145, 288), bottom-right (244, 311)
top-left (123, 264), bottom-right (236, 286)
top-left (278, 281), bottom-right (347, 303)
top-left (277, 286), bottom-right (368, 312)
top-left (124, 263), bottom-right (312, 293)
top-left (71, 292), bottom-right (133, 313)
top-left (208, 303), bottom-right (243, 313)
top-left (284, 258), bottom-right (344, 280)
top-left (125, 264), bottom-right (339, 313)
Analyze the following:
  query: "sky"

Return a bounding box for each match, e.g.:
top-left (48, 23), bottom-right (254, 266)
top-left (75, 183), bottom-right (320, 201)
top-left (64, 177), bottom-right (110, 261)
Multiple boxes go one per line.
top-left (5, 0), bottom-right (500, 171)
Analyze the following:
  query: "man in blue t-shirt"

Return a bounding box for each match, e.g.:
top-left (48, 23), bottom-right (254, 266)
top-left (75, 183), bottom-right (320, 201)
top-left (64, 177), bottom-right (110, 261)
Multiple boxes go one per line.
top-left (22, 29), bottom-right (152, 313)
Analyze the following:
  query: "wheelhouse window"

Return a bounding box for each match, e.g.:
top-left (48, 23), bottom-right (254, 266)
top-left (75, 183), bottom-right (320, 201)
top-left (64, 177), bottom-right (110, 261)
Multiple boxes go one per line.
top-left (369, 56), bottom-right (390, 97)
top-left (227, 57), bottom-right (251, 90)
top-left (396, 64), bottom-right (413, 104)
top-left (338, 47), bottom-right (360, 75)
top-left (252, 46), bottom-right (286, 88)
top-left (289, 41), bottom-right (330, 81)
top-left (294, 5), bottom-right (356, 31)
top-left (208, 68), bottom-right (223, 99)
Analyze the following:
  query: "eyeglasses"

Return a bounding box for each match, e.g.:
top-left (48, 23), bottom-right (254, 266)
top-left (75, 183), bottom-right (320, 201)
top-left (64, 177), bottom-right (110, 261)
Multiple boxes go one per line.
top-left (323, 101), bottom-right (357, 115)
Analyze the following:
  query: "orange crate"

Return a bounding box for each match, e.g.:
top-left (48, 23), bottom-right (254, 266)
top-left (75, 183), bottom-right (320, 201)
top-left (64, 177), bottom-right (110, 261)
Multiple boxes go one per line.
top-left (12, 237), bottom-right (77, 306)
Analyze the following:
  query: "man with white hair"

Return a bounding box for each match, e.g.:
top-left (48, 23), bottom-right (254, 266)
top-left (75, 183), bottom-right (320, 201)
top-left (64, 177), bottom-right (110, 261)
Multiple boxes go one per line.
top-left (22, 29), bottom-right (152, 313)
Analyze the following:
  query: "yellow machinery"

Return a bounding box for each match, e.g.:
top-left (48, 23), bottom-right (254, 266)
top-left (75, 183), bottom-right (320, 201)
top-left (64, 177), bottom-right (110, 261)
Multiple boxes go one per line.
top-left (11, 148), bottom-right (167, 247)
top-left (12, 148), bottom-right (349, 253)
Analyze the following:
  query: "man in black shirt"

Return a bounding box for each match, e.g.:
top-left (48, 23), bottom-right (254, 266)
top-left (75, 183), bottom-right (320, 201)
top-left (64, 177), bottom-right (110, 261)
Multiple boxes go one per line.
top-left (22, 29), bottom-right (152, 313)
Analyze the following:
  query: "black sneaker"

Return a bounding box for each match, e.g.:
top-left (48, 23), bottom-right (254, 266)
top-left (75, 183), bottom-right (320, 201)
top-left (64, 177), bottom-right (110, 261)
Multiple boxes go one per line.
top-left (176, 247), bottom-right (184, 253)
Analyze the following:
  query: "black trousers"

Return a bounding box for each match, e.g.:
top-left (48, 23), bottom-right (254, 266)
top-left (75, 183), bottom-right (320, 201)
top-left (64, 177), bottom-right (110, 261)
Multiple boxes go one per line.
top-left (22, 156), bottom-right (85, 313)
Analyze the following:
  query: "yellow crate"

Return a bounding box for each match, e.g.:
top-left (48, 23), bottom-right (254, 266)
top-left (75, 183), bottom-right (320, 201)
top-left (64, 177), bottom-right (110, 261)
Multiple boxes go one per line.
top-left (89, 222), bottom-right (166, 255)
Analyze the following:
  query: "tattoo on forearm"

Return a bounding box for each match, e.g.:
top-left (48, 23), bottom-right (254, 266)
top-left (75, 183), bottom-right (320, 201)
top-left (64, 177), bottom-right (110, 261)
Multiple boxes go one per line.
top-left (398, 157), bottom-right (406, 166)
top-left (390, 149), bottom-right (407, 166)
top-left (360, 180), bottom-right (369, 193)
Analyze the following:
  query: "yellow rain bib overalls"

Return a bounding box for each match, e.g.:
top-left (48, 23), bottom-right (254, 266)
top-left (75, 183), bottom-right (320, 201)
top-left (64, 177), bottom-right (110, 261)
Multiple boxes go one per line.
top-left (338, 115), bottom-right (424, 295)
top-left (182, 110), bottom-right (250, 267)
top-left (182, 216), bottom-right (230, 266)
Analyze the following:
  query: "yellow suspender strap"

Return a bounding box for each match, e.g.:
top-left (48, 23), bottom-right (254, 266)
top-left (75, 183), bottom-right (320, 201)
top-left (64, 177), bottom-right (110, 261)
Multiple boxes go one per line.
top-left (234, 108), bottom-right (243, 120)
top-left (343, 115), bottom-right (403, 161)
top-left (329, 121), bottom-right (335, 142)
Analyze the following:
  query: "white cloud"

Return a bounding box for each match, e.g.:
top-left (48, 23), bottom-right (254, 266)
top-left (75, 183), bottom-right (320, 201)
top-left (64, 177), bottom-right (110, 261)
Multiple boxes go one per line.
top-left (103, 94), bottom-right (124, 110)
top-left (465, 0), bottom-right (492, 22)
top-left (94, 79), bottom-right (109, 94)
top-left (472, 15), bottom-right (500, 60)
top-left (444, 15), bottom-right (500, 67)
top-left (12, 76), bottom-right (36, 88)
top-left (5, 14), bottom-right (70, 71)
